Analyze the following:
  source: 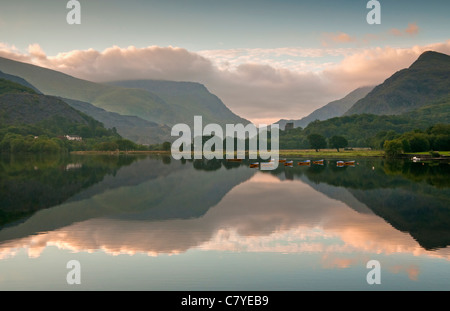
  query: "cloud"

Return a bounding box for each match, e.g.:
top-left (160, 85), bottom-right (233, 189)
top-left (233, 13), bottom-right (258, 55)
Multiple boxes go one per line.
top-left (322, 40), bottom-right (450, 91)
top-left (390, 22), bottom-right (420, 37)
top-left (0, 39), bottom-right (449, 124)
top-left (405, 23), bottom-right (420, 35)
top-left (323, 23), bottom-right (421, 47)
top-left (0, 43), bottom-right (343, 123)
top-left (321, 32), bottom-right (356, 47)
top-left (27, 43), bottom-right (47, 60)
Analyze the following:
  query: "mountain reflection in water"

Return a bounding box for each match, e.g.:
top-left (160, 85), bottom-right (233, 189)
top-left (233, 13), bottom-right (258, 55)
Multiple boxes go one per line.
top-left (0, 155), bottom-right (449, 273)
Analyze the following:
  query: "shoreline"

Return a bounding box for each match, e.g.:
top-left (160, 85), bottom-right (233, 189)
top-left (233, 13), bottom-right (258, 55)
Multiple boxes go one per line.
top-left (70, 149), bottom-right (386, 158)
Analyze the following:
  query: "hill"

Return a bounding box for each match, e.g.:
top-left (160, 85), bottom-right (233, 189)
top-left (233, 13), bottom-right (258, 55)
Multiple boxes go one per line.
top-left (0, 57), bottom-right (249, 143)
top-left (0, 78), bottom-right (121, 153)
top-left (0, 78), bottom-right (104, 130)
top-left (0, 71), bottom-right (172, 144)
top-left (0, 70), bottom-right (42, 94)
top-left (108, 79), bottom-right (250, 127)
top-left (60, 98), bottom-right (172, 144)
top-left (278, 97), bottom-right (450, 150)
top-left (276, 86), bottom-right (374, 130)
top-left (345, 51), bottom-right (450, 116)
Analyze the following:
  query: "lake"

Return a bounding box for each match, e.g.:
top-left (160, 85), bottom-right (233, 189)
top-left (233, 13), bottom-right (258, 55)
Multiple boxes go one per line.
top-left (0, 154), bottom-right (449, 291)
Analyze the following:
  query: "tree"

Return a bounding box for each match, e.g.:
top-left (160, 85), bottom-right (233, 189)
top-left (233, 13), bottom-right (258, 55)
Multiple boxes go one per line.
top-left (162, 141), bottom-right (171, 151)
top-left (307, 134), bottom-right (327, 152)
top-left (408, 133), bottom-right (430, 152)
top-left (384, 139), bottom-right (403, 158)
top-left (329, 135), bottom-right (348, 152)
top-left (114, 139), bottom-right (137, 151)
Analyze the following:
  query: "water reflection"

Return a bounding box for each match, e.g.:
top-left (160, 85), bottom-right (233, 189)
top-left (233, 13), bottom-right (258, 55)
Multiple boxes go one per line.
top-left (0, 155), bottom-right (449, 280)
top-left (0, 154), bottom-right (141, 228)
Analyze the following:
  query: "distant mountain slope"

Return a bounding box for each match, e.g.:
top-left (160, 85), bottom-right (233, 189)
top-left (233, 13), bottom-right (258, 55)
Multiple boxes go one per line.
top-left (0, 77), bottom-right (38, 96)
top-left (0, 56), bottom-right (174, 124)
top-left (276, 86), bottom-right (374, 130)
top-left (0, 70), bottom-right (42, 94)
top-left (0, 93), bottom-right (88, 126)
top-left (0, 78), bottom-right (115, 138)
top-left (0, 57), bottom-right (249, 132)
top-left (0, 71), bottom-right (171, 144)
top-left (108, 79), bottom-right (250, 126)
top-left (345, 51), bottom-right (450, 116)
top-left (61, 98), bottom-right (172, 144)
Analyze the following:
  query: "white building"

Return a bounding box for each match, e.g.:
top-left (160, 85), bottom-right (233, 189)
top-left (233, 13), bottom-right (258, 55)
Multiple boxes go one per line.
top-left (65, 135), bottom-right (82, 141)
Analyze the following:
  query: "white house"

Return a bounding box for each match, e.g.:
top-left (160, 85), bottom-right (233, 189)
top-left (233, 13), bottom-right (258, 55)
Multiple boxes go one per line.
top-left (65, 135), bottom-right (82, 141)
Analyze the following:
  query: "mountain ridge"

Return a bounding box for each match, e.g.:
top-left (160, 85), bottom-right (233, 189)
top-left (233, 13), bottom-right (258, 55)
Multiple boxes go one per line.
top-left (345, 51), bottom-right (450, 116)
top-left (0, 56), bottom-right (249, 143)
top-left (0, 78), bottom-right (119, 144)
top-left (276, 85), bottom-right (374, 130)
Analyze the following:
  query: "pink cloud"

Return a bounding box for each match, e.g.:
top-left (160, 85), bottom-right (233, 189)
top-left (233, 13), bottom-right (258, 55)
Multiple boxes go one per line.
top-left (322, 32), bottom-right (356, 47)
top-left (0, 39), bottom-right (449, 124)
top-left (324, 23), bottom-right (421, 47)
top-left (322, 40), bottom-right (450, 92)
top-left (406, 23), bottom-right (420, 35)
top-left (390, 22), bottom-right (420, 37)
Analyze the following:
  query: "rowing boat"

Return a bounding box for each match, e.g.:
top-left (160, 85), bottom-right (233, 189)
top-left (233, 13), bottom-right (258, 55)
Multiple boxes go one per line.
top-left (298, 160), bottom-right (311, 166)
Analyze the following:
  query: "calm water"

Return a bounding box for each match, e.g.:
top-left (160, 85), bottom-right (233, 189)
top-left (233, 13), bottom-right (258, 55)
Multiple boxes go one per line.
top-left (0, 154), bottom-right (449, 291)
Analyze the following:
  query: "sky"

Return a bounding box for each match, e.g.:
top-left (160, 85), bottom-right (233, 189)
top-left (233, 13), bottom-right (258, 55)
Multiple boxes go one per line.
top-left (0, 0), bottom-right (449, 124)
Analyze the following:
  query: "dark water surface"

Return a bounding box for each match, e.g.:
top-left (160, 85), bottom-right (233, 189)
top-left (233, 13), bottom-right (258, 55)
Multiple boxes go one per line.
top-left (0, 154), bottom-right (449, 290)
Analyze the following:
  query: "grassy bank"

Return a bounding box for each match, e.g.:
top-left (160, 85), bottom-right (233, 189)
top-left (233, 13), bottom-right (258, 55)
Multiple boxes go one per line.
top-left (70, 150), bottom-right (171, 155)
top-left (404, 151), bottom-right (450, 157)
top-left (278, 149), bottom-right (384, 158)
top-left (70, 148), bottom-right (385, 158)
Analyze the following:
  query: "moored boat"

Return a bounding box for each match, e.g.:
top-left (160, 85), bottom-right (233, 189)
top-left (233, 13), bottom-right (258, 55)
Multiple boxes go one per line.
top-left (227, 159), bottom-right (243, 163)
top-left (298, 160), bottom-right (311, 166)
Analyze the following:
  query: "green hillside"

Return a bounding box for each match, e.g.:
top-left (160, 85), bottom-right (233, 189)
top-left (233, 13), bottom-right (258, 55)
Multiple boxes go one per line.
top-left (0, 70), bottom-right (173, 144)
top-left (278, 96), bottom-right (450, 149)
top-left (345, 51), bottom-right (450, 116)
top-left (61, 97), bottom-right (173, 144)
top-left (0, 77), bottom-right (38, 95)
top-left (0, 57), bottom-right (249, 139)
top-left (0, 78), bottom-right (123, 153)
top-left (0, 70), bottom-right (42, 94)
top-left (109, 79), bottom-right (250, 127)
top-left (277, 85), bottom-right (374, 129)
top-left (276, 51), bottom-right (450, 150)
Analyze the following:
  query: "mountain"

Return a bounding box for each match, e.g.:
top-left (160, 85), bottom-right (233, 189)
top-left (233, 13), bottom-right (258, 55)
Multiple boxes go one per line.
top-left (345, 51), bottom-right (450, 116)
top-left (0, 57), bottom-right (249, 143)
top-left (0, 78), bottom-right (84, 126)
top-left (108, 79), bottom-right (250, 127)
top-left (60, 98), bottom-right (172, 144)
top-left (0, 78), bottom-right (116, 139)
top-left (0, 70), bottom-right (41, 94)
top-left (276, 86), bottom-right (374, 130)
top-left (0, 70), bottom-right (172, 144)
